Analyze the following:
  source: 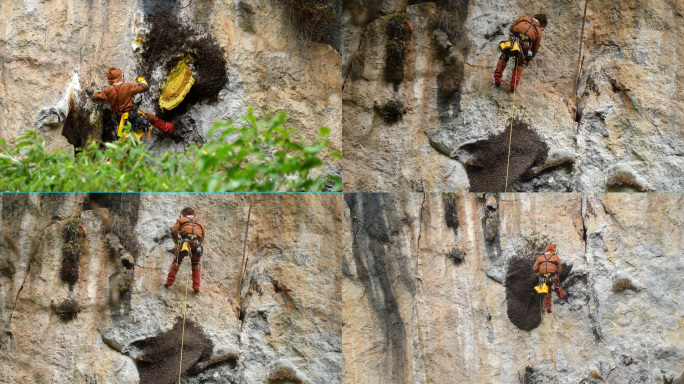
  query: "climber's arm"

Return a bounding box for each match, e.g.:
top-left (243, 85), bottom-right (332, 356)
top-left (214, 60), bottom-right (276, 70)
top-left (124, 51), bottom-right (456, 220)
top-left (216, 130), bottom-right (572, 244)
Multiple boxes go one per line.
top-left (171, 219), bottom-right (181, 242)
top-left (91, 89), bottom-right (106, 103)
top-left (132, 76), bottom-right (149, 94)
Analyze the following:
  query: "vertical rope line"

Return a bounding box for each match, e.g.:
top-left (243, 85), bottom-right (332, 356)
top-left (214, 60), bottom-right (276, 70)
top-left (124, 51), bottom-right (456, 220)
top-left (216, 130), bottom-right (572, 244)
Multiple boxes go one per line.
top-left (504, 56), bottom-right (519, 192)
top-left (573, 0), bottom-right (590, 95)
top-left (553, 312), bottom-right (557, 384)
top-left (237, 204), bottom-right (253, 295)
top-left (543, 293), bottom-right (547, 384)
top-left (178, 265), bottom-right (189, 384)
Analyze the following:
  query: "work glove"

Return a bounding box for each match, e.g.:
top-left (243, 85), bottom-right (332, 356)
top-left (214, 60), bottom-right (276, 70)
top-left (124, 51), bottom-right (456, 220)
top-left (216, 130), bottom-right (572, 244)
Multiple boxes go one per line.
top-left (136, 76), bottom-right (147, 85)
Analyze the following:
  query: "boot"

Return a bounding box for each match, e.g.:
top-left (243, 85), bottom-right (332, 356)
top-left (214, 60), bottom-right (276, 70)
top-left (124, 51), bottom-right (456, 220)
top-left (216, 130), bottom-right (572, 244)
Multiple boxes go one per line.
top-left (493, 59), bottom-right (507, 86)
top-left (165, 262), bottom-right (179, 287)
top-left (510, 66), bottom-right (523, 91)
top-left (147, 114), bottom-right (174, 135)
top-left (545, 295), bottom-right (552, 313)
top-left (191, 265), bottom-right (201, 292)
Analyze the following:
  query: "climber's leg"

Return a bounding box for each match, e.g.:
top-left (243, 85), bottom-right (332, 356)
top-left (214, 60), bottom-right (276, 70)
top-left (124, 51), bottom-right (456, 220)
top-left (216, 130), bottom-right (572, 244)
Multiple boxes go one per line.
top-left (165, 262), bottom-right (180, 287)
top-left (146, 113), bottom-right (173, 135)
top-left (191, 253), bottom-right (201, 293)
top-left (494, 54), bottom-right (508, 87)
top-left (545, 292), bottom-right (552, 313)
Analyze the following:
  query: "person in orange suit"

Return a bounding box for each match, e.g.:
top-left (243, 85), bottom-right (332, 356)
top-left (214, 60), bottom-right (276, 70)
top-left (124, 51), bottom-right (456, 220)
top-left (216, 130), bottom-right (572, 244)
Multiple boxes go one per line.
top-left (493, 14), bottom-right (547, 91)
top-left (91, 67), bottom-right (173, 135)
top-left (165, 208), bottom-right (206, 292)
top-left (534, 243), bottom-right (566, 313)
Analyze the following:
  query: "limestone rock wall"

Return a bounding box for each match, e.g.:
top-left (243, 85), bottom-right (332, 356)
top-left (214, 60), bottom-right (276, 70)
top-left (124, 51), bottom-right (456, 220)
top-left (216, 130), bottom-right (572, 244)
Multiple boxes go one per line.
top-left (0, 193), bottom-right (342, 383)
top-left (0, 0), bottom-right (341, 167)
top-left (342, 1), bottom-right (684, 191)
top-left (343, 193), bottom-right (684, 383)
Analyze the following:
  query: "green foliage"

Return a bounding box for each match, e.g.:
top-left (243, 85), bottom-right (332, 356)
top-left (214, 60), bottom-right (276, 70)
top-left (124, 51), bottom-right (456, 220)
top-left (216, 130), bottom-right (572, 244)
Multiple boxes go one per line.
top-left (0, 109), bottom-right (341, 192)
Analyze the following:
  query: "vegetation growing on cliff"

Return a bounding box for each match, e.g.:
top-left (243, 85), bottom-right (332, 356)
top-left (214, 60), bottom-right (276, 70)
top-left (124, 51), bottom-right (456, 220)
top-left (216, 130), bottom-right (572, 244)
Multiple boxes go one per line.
top-left (0, 109), bottom-right (341, 192)
top-left (60, 217), bottom-right (84, 286)
top-left (384, 13), bottom-right (411, 82)
top-left (280, 0), bottom-right (341, 49)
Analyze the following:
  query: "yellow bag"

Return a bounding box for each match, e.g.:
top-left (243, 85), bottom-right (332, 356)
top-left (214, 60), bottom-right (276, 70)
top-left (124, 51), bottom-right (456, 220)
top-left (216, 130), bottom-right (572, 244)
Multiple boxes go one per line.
top-left (117, 110), bottom-right (150, 139)
top-left (180, 241), bottom-right (191, 255)
top-left (534, 283), bottom-right (549, 294)
top-left (498, 39), bottom-right (522, 55)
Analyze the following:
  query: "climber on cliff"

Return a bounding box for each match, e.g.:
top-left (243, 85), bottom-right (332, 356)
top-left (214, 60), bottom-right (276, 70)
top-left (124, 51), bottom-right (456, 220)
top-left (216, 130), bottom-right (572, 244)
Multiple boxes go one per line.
top-left (91, 67), bottom-right (173, 138)
top-left (165, 208), bottom-right (206, 293)
top-left (534, 243), bottom-right (566, 313)
top-left (493, 14), bottom-right (547, 91)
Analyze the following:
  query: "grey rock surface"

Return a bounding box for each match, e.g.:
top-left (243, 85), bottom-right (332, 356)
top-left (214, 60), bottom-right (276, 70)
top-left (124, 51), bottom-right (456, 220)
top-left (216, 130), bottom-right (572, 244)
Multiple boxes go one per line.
top-left (343, 193), bottom-right (684, 383)
top-left (0, 0), bottom-right (341, 170)
top-left (343, 1), bottom-right (684, 191)
top-left (0, 194), bottom-right (342, 383)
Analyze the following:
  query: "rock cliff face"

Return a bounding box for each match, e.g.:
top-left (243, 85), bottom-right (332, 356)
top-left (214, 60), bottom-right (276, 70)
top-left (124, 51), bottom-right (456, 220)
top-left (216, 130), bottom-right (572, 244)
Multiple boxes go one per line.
top-left (0, 0), bottom-right (341, 168)
top-left (0, 193), bottom-right (342, 383)
top-left (343, 193), bottom-right (684, 383)
top-left (342, 1), bottom-right (684, 192)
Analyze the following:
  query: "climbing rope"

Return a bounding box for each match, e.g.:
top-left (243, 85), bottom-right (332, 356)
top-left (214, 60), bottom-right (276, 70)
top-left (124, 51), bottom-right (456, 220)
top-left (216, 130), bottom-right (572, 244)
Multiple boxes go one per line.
top-left (237, 203), bottom-right (253, 295)
top-left (552, 311), bottom-right (557, 384)
top-left (504, 56), bottom-right (520, 192)
top-left (539, 295), bottom-right (547, 384)
top-left (178, 263), bottom-right (189, 384)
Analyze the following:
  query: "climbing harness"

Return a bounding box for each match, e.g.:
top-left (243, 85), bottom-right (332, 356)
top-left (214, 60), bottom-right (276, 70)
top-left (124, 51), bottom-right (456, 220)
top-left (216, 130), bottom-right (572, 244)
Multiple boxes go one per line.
top-left (538, 253), bottom-right (559, 274)
top-left (177, 262), bottom-right (189, 384)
